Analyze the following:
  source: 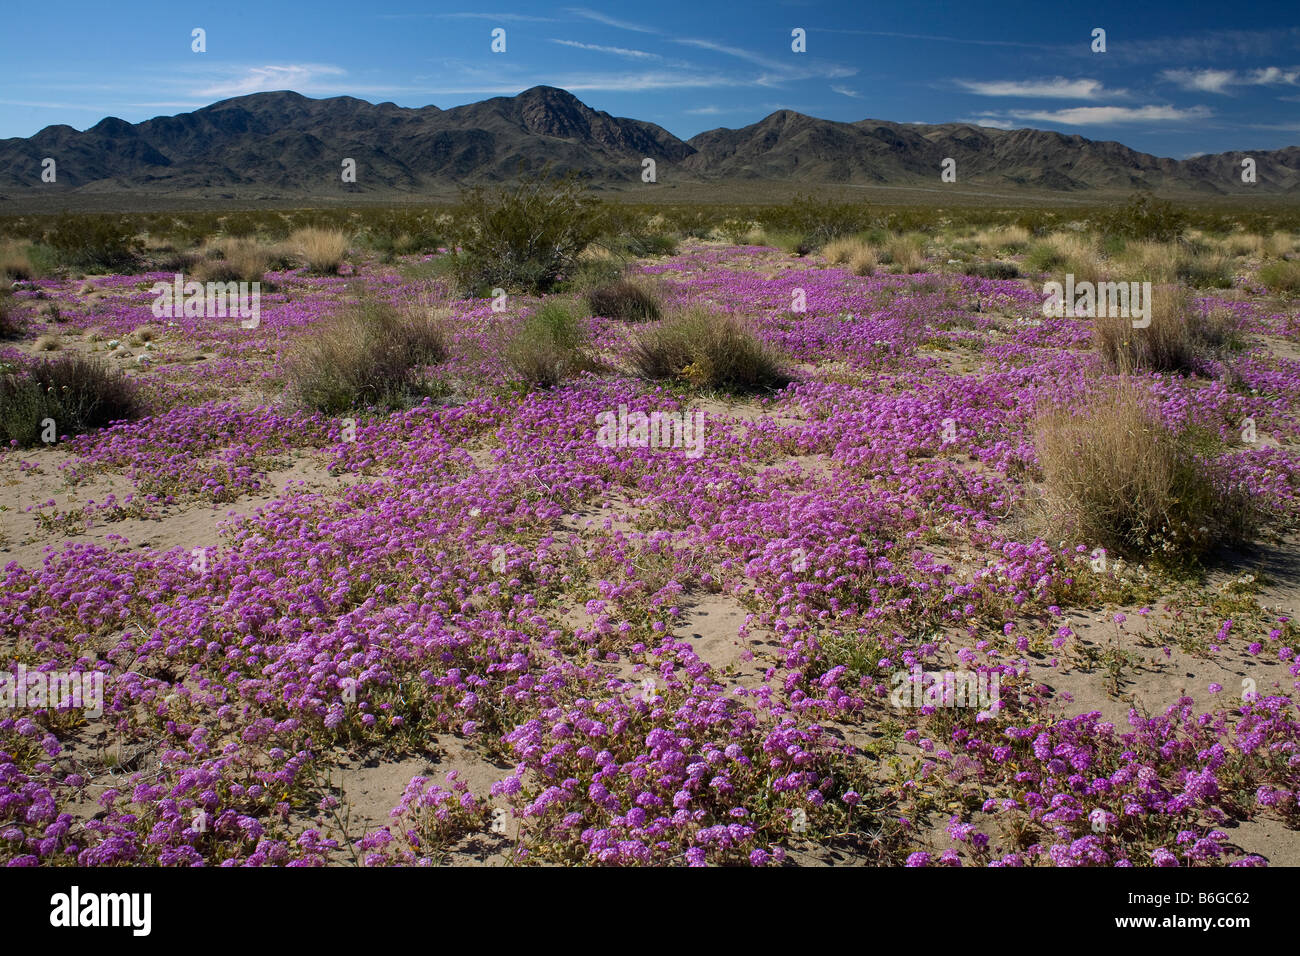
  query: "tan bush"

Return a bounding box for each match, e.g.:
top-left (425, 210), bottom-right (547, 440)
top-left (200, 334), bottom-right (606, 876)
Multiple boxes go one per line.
top-left (289, 228), bottom-right (350, 275)
top-left (1035, 381), bottom-right (1258, 560)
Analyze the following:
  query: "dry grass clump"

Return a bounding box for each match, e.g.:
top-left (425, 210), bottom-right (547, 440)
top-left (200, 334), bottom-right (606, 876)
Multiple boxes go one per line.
top-left (822, 236), bottom-right (880, 276)
top-left (289, 228), bottom-right (350, 275)
top-left (1092, 284), bottom-right (1204, 374)
top-left (0, 240), bottom-right (38, 280)
top-left (33, 334), bottom-right (62, 352)
top-left (1258, 259), bottom-right (1300, 294)
top-left (504, 301), bottom-right (601, 389)
top-left (1035, 382), bottom-right (1258, 560)
top-left (194, 238), bottom-right (273, 283)
top-left (1026, 231), bottom-right (1107, 286)
top-left (880, 234), bottom-right (927, 274)
top-left (287, 299), bottom-right (449, 413)
top-left (630, 307), bottom-right (789, 393)
top-left (973, 224), bottom-right (1030, 255)
top-left (585, 279), bottom-right (662, 322)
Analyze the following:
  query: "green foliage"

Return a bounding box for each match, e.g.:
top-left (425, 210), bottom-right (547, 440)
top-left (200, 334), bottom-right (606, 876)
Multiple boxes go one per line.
top-left (1099, 195), bottom-right (1189, 243)
top-left (630, 308), bottom-right (790, 393)
top-left (450, 171), bottom-right (603, 295)
top-left (44, 213), bottom-right (142, 271)
top-left (287, 299), bottom-right (449, 413)
top-left (0, 354), bottom-right (144, 446)
top-left (759, 194), bottom-right (872, 252)
top-left (504, 301), bottom-right (599, 388)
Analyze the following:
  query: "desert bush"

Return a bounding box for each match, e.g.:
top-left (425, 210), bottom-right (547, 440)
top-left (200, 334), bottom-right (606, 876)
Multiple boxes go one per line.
top-left (1026, 231), bottom-right (1107, 285)
top-left (761, 195), bottom-right (872, 252)
top-left (450, 171), bottom-right (602, 296)
top-left (1092, 284), bottom-right (1199, 374)
top-left (289, 228), bottom-right (350, 274)
top-left (0, 240), bottom-right (39, 280)
top-left (586, 279), bottom-right (662, 322)
top-left (882, 234), bottom-right (926, 274)
top-left (287, 299), bottom-right (448, 413)
top-left (33, 334), bottom-right (62, 352)
top-left (0, 354), bottom-right (144, 446)
top-left (1099, 195), bottom-right (1188, 243)
top-left (1258, 259), bottom-right (1300, 294)
top-left (194, 238), bottom-right (271, 283)
top-left (0, 293), bottom-right (19, 340)
top-left (1175, 250), bottom-right (1233, 289)
top-left (504, 301), bottom-right (598, 388)
top-left (964, 261), bottom-right (1020, 280)
top-left (630, 307), bottom-right (789, 393)
top-left (1035, 383), bottom-right (1257, 560)
top-left (44, 214), bottom-right (141, 272)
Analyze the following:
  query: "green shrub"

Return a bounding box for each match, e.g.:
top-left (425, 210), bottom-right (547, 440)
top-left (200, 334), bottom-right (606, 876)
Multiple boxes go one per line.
top-left (44, 214), bottom-right (141, 271)
top-left (450, 171), bottom-right (603, 296)
top-left (1099, 195), bottom-right (1188, 243)
top-left (760, 195), bottom-right (872, 252)
top-left (963, 261), bottom-right (1020, 280)
top-left (1258, 259), bottom-right (1300, 294)
top-left (0, 354), bottom-right (144, 446)
top-left (505, 301), bottom-right (599, 388)
top-left (586, 279), bottom-right (662, 322)
top-left (287, 299), bottom-right (449, 413)
top-left (630, 308), bottom-right (789, 393)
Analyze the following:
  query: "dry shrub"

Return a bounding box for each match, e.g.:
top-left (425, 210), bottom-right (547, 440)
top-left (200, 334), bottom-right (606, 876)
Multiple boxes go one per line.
top-left (0, 353), bottom-right (145, 447)
top-left (194, 238), bottom-right (274, 283)
top-left (287, 299), bottom-right (448, 413)
top-left (0, 241), bottom-right (39, 280)
top-left (881, 235), bottom-right (926, 274)
top-left (33, 334), bottom-right (62, 352)
top-left (289, 228), bottom-right (350, 275)
top-left (1092, 284), bottom-right (1202, 374)
top-left (504, 301), bottom-right (600, 389)
top-left (630, 307), bottom-right (789, 393)
top-left (585, 279), bottom-right (662, 322)
top-left (0, 295), bottom-right (19, 340)
top-left (1258, 259), bottom-right (1300, 294)
top-left (126, 325), bottom-right (158, 346)
top-left (1035, 382), bottom-right (1258, 560)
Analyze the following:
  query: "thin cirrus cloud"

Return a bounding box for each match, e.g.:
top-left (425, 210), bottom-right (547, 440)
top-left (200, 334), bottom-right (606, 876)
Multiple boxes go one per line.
top-left (831, 85), bottom-right (861, 98)
top-left (195, 64), bottom-right (350, 98)
top-left (566, 7), bottom-right (663, 35)
top-left (955, 77), bottom-right (1113, 99)
top-left (1162, 66), bottom-right (1300, 93)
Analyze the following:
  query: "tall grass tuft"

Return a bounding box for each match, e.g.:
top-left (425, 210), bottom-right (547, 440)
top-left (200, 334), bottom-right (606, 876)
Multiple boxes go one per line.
top-left (1035, 382), bottom-right (1258, 561)
top-left (287, 299), bottom-right (448, 412)
top-left (630, 307), bottom-right (789, 393)
top-left (0, 354), bottom-right (145, 446)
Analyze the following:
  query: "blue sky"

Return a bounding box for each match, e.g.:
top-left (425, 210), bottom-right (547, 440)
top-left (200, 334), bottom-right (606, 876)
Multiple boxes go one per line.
top-left (1, 0), bottom-right (1297, 157)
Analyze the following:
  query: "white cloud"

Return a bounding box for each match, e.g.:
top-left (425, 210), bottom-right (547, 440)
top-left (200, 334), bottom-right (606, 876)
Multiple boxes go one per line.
top-left (957, 115), bottom-right (1017, 129)
top-left (566, 7), bottom-right (661, 34)
top-left (1163, 66), bottom-right (1300, 94)
top-left (831, 85), bottom-right (861, 98)
top-left (549, 39), bottom-right (660, 60)
top-left (195, 64), bottom-right (347, 98)
top-left (955, 77), bottom-right (1111, 99)
top-left (1006, 104), bottom-right (1211, 125)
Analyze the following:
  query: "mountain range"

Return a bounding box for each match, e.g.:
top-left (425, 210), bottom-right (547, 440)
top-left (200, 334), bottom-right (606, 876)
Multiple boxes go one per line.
top-left (2, 85), bottom-right (1297, 204)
